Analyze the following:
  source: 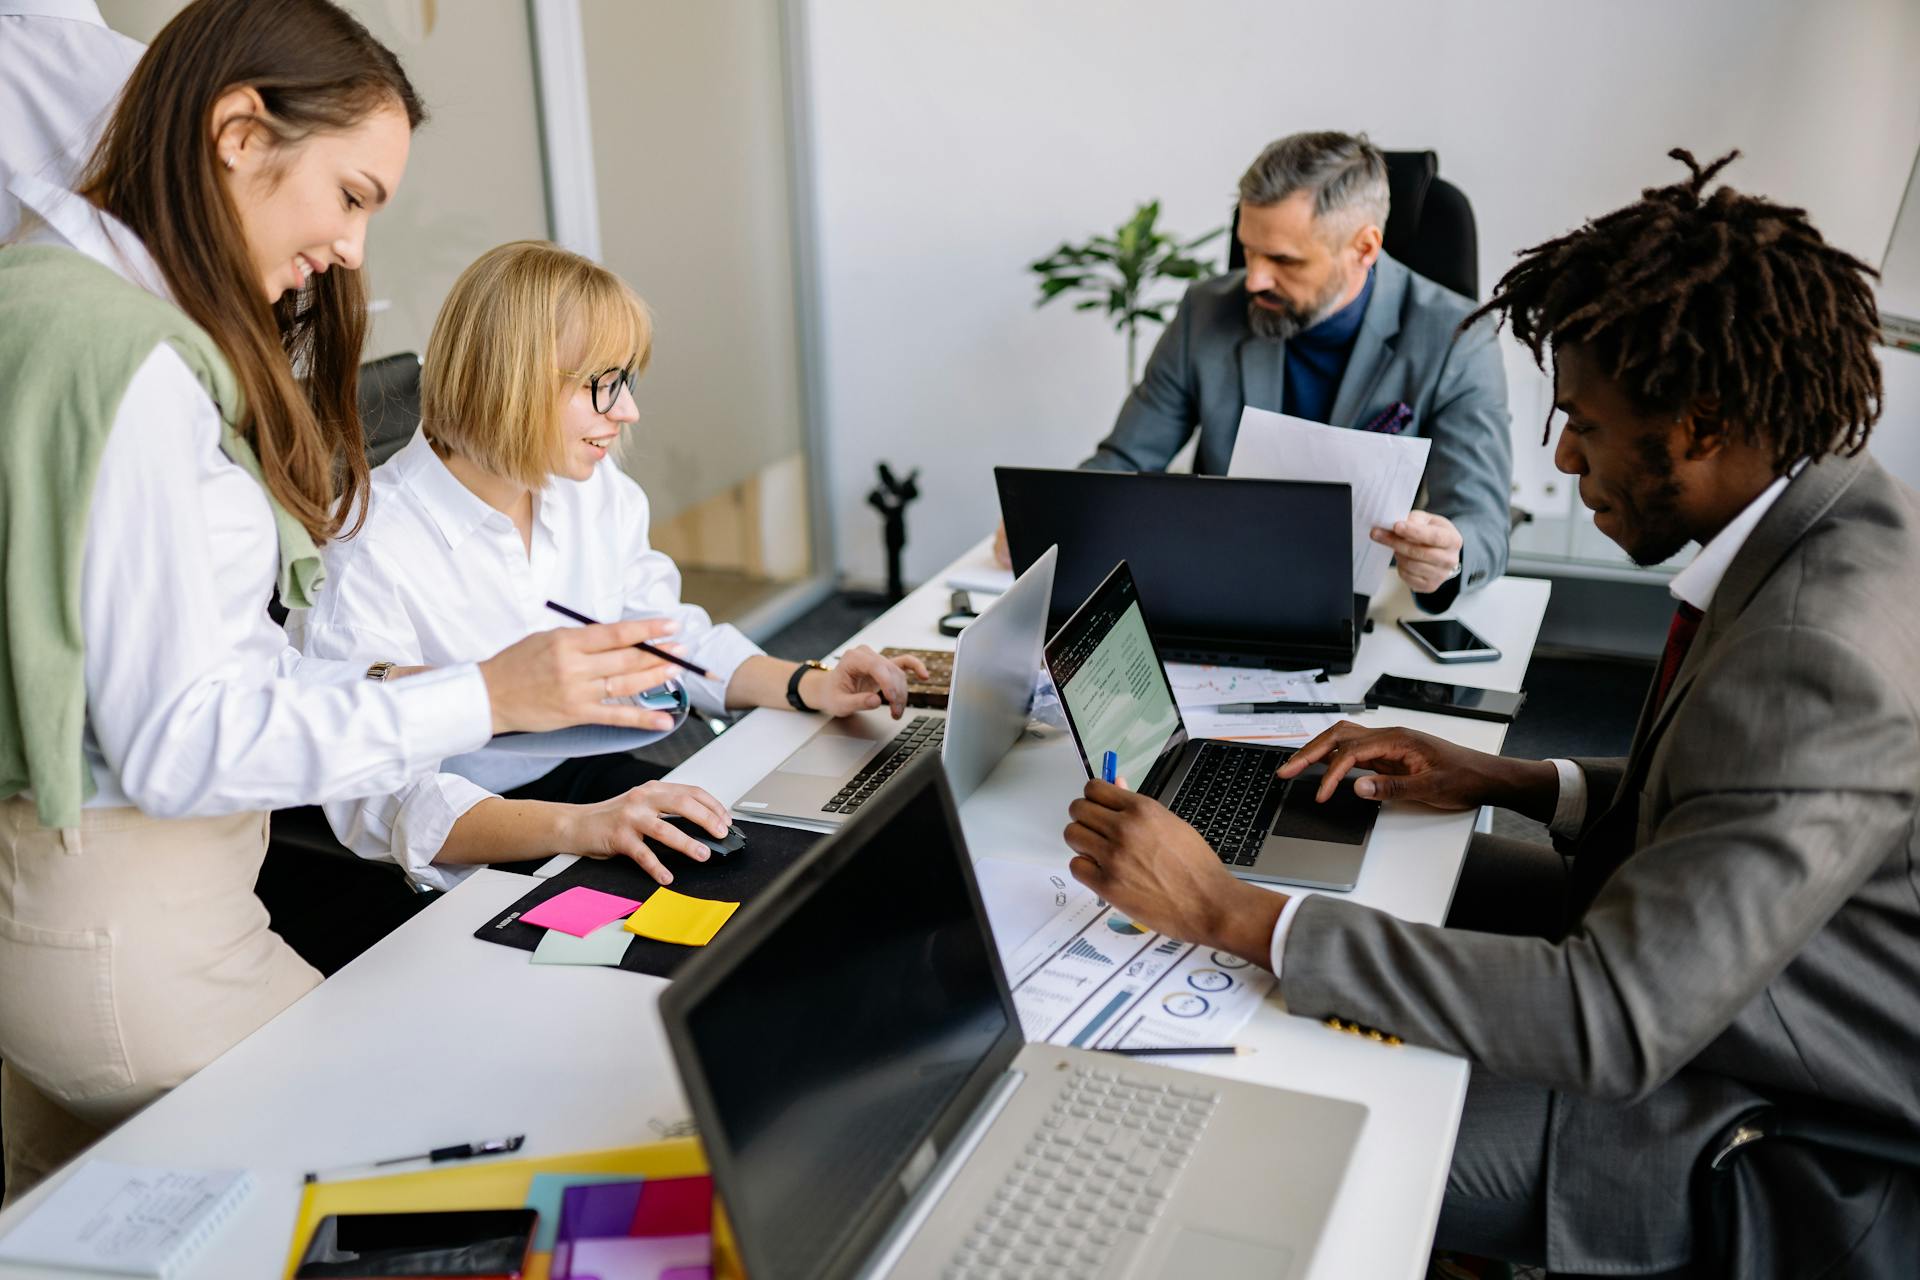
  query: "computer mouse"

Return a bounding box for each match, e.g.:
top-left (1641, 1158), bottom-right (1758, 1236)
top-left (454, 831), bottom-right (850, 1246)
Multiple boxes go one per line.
top-left (664, 815), bottom-right (747, 856)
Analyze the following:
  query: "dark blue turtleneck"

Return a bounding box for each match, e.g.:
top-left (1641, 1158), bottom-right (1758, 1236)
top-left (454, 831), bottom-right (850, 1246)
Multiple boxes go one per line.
top-left (1281, 266), bottom-right (1375, 424)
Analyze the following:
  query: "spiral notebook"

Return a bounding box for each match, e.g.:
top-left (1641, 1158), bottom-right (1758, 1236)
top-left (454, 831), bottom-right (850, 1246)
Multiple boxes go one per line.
top-left (0, 1161), bottom-right (251, 1278)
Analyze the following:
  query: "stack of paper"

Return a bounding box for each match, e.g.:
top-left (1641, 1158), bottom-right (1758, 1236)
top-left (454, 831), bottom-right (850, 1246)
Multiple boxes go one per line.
top-left (1227, 405), bottom-right (1431, 598)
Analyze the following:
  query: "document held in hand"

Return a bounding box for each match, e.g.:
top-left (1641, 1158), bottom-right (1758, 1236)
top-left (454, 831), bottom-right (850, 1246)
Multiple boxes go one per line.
top-left (1227, 405), bottom-right (1431, 598)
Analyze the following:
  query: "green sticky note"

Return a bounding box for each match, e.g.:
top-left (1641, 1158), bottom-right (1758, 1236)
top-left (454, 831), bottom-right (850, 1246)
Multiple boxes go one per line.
top-left (531, 918), bottom-right (634, 966)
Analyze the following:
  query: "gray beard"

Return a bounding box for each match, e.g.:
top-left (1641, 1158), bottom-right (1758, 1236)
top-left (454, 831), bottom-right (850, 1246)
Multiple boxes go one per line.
top-left (1245, 274), bottom-right (1352, 340)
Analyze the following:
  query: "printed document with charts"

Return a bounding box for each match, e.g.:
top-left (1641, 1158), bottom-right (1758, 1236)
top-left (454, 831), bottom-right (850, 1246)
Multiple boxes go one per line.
top-left (1227, 405), bottom-right (1431, 597)
top-left (972, 858), bottom-right (1274, 1050)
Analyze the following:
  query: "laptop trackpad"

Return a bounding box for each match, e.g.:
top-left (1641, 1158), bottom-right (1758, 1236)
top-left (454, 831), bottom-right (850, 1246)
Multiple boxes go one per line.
top-left (781, 734), bottom-right (880, 778)
top-left (1153, 1228), bottom-right (1294, 1279)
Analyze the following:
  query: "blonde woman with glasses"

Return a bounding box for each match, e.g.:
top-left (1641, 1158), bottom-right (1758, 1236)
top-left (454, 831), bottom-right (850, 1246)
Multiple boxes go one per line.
top-left (297, 240), bottom-right (925, 890)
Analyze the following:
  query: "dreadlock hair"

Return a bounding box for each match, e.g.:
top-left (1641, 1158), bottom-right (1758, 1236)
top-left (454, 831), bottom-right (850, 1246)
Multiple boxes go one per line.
top-left (1466, 149), bottom-right (1883, 468)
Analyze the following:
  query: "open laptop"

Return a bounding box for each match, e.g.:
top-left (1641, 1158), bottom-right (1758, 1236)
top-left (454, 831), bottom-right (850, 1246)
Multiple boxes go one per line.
top-left (733, 546), bottom-right (1057, 829)
top-left (995, 466), bottom-right (1360, 672)
top-left (661, 751), bottom-right (1367, 1280)
top-left (1046, 560), bottom-right (1380, 891)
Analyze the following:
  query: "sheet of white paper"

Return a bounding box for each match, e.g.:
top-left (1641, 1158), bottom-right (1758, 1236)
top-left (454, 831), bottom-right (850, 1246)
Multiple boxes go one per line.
top-left (946, 564), bottom-right (1015, 597)
top-left (1164, 662), bottom-right (1336, 744)
top-left (983, 863), bottom-right (1275, 1051)
top-left (0, 1161), bottom-right (250, 1275)
top-left (1227, 405), bottom-right (1432, 597)
top-left (972, 856), bottom-right (1089, 960)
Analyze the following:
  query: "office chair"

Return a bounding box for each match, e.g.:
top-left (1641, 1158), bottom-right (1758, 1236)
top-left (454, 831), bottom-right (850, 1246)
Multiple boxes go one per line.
top-left (357, 350), bottom-right (424, 467)
top-left (1227, 148), bottom-right (1479, 300)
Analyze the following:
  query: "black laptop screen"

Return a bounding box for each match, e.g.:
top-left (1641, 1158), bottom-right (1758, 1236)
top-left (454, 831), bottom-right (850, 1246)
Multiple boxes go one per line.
top-left (1046, 562), bottom-right (1185, 791)
top-left (672, 766), bottom-right (1015, 1279)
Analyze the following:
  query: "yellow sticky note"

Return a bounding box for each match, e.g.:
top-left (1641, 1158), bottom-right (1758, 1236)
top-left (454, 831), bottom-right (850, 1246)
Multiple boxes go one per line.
top-left (624, 888), bottom-right (739, 946)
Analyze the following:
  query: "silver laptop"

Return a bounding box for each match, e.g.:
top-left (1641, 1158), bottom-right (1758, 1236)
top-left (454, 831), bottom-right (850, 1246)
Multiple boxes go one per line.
top-left (733, 546), bottom-right (1057, 828)
top-left (661, 752), bottom-right (1367, 1280)
top-left (1046, 561), bottom-right (1380, 891)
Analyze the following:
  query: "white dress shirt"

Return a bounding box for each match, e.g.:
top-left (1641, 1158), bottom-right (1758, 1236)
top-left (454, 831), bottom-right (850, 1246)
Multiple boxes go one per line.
top-left (295, 429), bottom-right (764, 889)
top-left (0, 1), bottom-right (144, 241)
top-left (1270, 466), bottom-right (1803, 979)
top-left (5, 172), bottom-right (493, 817)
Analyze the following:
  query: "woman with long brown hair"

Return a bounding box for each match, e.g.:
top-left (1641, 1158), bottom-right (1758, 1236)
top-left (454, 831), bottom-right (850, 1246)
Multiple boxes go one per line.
top-left (0, 0), bottom-right (676, 1198)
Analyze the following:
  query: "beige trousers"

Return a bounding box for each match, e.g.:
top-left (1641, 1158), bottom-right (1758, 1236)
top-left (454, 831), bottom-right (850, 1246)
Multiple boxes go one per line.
top-left (0, 798), bottom-right (320, 1202)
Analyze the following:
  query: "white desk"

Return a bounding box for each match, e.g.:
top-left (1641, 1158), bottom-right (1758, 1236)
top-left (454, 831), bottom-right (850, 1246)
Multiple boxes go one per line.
top-left (0, 542), bottom-right (1548, 1280)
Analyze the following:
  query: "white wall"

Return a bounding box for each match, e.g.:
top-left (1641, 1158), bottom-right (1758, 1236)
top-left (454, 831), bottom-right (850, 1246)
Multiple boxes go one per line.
top-left (798, 0), bottom-right (1920, 586)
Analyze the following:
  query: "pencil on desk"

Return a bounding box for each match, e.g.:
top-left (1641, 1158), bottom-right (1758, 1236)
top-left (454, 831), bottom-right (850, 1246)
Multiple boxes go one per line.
top-left (544, 600), bottom-right (718, 680)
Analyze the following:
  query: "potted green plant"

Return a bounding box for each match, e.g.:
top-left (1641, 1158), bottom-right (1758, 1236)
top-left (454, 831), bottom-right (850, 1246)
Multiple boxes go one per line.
top-left (1030, 200), bottom-right (1223, 388)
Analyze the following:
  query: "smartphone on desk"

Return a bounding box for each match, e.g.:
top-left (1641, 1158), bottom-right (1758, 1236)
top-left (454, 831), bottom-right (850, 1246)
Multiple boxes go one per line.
top-left (294, 1208), bottom-right (537, 1279)
top-left (1365, 673), bottom-right (1526, 724)
top-left (1399, 617), bottom-right (1500, 663)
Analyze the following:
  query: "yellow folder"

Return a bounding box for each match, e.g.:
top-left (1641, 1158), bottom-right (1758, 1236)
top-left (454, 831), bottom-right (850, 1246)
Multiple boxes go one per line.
top-left (281, 1138), bottom-right (739, 1280)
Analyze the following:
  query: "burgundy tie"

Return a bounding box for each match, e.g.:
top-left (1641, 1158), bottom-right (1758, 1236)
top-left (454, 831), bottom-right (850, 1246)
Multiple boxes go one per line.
top-left (1654, 602), bottom-right (1705, 708)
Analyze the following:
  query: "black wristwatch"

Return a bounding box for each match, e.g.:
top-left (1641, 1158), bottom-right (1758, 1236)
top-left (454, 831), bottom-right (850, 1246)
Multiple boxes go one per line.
top-left (787, 659), bottom-right (829, 712)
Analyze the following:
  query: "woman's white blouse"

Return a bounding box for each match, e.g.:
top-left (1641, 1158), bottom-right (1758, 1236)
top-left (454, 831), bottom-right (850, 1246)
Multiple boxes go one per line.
top-left (294, 429), bottom-right (763, 890)
top-left (6, 172), bottom-right (493, 816)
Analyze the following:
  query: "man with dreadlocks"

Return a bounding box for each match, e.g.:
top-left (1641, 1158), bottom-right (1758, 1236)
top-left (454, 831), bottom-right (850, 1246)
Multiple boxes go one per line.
top-left (1056, 150), bottom-right (1920, 1276)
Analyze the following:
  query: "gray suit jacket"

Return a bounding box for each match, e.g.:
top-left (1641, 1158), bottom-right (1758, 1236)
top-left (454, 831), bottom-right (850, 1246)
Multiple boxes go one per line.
top-left (1081, 253), bottom-right (1513, 609)
top-left (1279, 451), bottom-right (1920, 1273)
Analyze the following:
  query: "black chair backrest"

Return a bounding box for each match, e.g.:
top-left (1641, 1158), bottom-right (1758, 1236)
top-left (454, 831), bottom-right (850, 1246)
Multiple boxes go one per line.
top-left (1226, 148), bottom-right (1479, 300)
top-left (357, 351), bottom-right (422, 468)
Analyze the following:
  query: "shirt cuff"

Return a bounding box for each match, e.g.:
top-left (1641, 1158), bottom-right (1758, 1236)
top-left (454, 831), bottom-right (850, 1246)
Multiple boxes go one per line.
top-left (386, 662), bottom-right (494, 772)
top-left (1267, 893), bottom-right (1309, 983)
top-left (391, 771), bottom-right (494, 892)
top-left (1548, 757), bottom-right (1588, 839)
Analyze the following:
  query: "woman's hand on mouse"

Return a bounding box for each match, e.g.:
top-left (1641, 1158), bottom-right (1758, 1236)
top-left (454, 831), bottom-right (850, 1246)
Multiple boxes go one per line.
top-left (560, 781), bottom-right (732, 885)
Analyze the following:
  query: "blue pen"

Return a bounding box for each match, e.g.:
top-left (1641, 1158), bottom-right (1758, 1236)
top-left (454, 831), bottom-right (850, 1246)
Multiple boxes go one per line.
top-left (1101, 750), bottom-right (1118, 784)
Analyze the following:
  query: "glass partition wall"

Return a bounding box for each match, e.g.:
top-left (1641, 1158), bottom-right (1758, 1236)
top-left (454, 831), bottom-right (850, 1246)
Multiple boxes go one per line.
top-left (99, 0), bottom-right (830, 635)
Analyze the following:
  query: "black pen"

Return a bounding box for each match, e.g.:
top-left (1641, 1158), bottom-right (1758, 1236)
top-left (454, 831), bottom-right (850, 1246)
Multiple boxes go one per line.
top-left (545, 601), bottom-right (718, 680)
top-left (302, 1134), bottom-right (526, 1183)
top-left (1203, 700), bottom-right (1368, 715)
top-left (1101, 1046), bottom-right (1250, 1058)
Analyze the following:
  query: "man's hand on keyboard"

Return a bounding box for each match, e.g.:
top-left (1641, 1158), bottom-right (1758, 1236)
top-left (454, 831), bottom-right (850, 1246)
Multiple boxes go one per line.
top-left (1278, 721), bottom-right (1561, 820)
top-left (803, 645), bottom-right (930, 719)
top-left (1063, 779), bottom-right (1285, 971)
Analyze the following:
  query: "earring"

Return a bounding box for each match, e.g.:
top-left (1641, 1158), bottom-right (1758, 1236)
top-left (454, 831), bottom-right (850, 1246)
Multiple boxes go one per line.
top-left (223, 154), bottom-right (235, 170)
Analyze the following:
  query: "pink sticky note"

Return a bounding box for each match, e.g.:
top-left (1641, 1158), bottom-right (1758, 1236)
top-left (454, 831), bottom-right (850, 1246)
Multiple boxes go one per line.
top-left (630, 1174), bottom-right (713, 1236)
top-left (520, 886), bottom-right (642, 938)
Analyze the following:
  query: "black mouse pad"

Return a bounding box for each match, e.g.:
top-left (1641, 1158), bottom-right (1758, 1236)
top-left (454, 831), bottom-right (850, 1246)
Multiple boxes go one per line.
top-left (473, 819), bottom-right (824, 978)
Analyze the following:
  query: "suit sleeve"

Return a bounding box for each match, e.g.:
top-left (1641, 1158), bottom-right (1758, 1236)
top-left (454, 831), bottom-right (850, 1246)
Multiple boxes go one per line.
top-left (1278, 624), bottom-right (1917, 1102)
top-left (1080, 287), bottom-right (1201, 473)
top-left (1412, 312), bottom-right (1512, 611)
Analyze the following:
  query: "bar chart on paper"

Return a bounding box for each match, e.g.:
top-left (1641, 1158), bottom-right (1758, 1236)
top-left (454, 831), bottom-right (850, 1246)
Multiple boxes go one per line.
top-left (975, 858), bottom-right (1273, 1051)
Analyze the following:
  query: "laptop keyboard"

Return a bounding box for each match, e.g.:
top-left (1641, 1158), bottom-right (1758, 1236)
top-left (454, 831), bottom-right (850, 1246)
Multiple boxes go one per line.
top-left (943, 1065), bottom-right (1219, 1280)
top-left (1166, 741), bottom-right (1287, 866)
top-left (1165, 741), bottom-right (1376, 865)
top-left (820, 715), bottom-right (946, 814)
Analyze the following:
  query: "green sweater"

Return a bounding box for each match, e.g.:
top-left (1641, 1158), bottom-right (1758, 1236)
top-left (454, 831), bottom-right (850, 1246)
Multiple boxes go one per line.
top-left (0, 243), bottom-right (324, 828)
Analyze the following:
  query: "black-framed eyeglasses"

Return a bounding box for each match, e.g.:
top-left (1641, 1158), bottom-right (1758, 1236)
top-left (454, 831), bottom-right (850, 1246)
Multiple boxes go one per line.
top-left (559, 364), bottom-right (638, 414)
